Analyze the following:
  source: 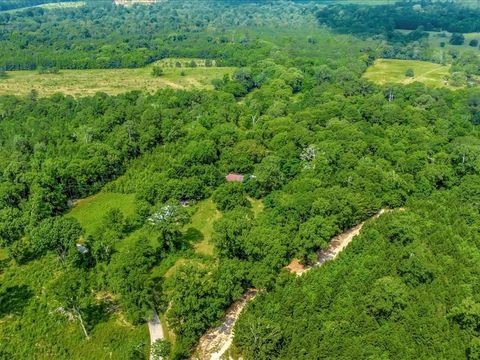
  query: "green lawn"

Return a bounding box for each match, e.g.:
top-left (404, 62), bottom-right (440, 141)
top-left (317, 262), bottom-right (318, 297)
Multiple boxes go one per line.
top-left (0, 65), bottom-right (235, 97)
top-left (185, 198), bottom-right (221, 257)
top-left (123, 198), bottom-right (221, 281)
top-left (0, 247), bottom-right (8, 261)
top-left (249, 197), bottom-right (264, 218)
top-left (155, 199), bottom-right (221, 280)
top-left (363, 59), bottom-right (451, 88)
top-left (67, 192), bottom-right (136, 236)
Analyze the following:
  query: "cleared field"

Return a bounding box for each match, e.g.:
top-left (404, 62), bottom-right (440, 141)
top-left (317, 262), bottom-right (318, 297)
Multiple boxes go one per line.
top-left (363, 59), bottom-right (451, 87)
top-left (67, 192), bottom-right (136, 235)
top-left (0, 66), bottom-right (234, 97)
top-left (396, 29), bottom-right (480, 56)
top-left (2, 1), bottom-right (85, 13)
top-left (429, 31), bottom-right (480, 53)
top-left (184, 198), bottom-right (221, 256)
top-left (38, 1), bottom-right (85, 9)
top-left (337, 0), bottom-right (479, 6)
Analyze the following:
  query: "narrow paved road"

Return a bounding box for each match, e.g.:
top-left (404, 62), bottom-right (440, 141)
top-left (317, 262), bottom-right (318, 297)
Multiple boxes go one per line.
top-left (148, 310), bottom-right (165, 360)
top-left (194, 208), bottom-right (400, 359)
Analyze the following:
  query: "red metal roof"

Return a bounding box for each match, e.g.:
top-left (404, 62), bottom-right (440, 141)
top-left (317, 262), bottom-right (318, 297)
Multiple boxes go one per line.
top-left (226, 173), bottom-right (244, 182)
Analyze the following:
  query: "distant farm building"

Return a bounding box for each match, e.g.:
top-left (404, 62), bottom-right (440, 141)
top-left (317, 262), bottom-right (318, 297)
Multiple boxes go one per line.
top-left (226, 173), bottom-right (244, 182)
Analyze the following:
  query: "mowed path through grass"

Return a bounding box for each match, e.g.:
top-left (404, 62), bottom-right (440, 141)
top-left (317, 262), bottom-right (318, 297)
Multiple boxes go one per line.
top-left (0, 66), bottom-right (234, 97)
top-left (363, 59), bottom-right (451, 88)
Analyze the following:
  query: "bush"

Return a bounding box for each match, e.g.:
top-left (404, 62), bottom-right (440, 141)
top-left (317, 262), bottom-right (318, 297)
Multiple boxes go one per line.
top-left (449, 33), bottom-right (465, 45)
top-left (449, 72), bottom-right (466, 87)
top-left (405, 68), bottom-right (415, 77)
top-left (151, 339), bottom-right (172, 360)
top-left (152, 66), bottom-right (163, 77)
top-left (212, 182), bottom-right (250, 211)
top-left (38, 66), bottom-right (59, 74)
top-left (469, 39), bottom-right (479, 47)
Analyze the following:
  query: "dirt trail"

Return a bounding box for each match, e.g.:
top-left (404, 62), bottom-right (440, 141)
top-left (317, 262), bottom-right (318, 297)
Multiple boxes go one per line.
top-left (287, 208), bottom-right (395, 275)
top-left (403, 66), bottom-right (445, 85)
top-left (193, 208), bottom-right (400, 359)
top-left (193, 289), bottom-right (258, 360)
top-left (148, 310), bottom-right (165, 360)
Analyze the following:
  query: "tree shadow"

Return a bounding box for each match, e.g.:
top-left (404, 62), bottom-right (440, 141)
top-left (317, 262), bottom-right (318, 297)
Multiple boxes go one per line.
top-left (83, 301), bottom-right (111, 330)
top-left (0, 258), bottom-right (10, 274)
top-left (181, 227), bottom-right (204, 249)
top-left (0, 285), bottom-right (33, 317)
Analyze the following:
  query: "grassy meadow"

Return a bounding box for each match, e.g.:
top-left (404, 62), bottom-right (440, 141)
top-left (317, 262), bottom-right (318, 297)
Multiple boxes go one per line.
top-left (395, 29), bottom-right (480, 57)
top-left (184, 198), bottom-right (221, 257)
top-left (0, 64), bottom-right (234, 98)
top-left (2, 1), bottom-right (85, 13)
top-left (336, 0), bottom-right (480, 7)
top-left (67, 192), bottom-right (136, 236)
top-left (363, 59), bottom-right (451, 87)
top-left (427, 31), bottom-right (480, 53)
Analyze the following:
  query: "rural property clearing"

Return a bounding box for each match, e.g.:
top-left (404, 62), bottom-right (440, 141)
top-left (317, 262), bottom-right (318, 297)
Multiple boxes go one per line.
top-left (0, 66), bottom-right (234, 97)
top-left (67, 192), bottom-right (136, 235)
top-left (363, 59), bottom-right (451, 88)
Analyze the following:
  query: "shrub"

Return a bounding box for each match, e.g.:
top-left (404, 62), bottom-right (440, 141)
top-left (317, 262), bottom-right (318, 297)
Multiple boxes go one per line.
top-left (152, 66), bottom-right (163, 77)
top-left (151, 339), bottom-right (172, 360)
top-left (38, 66), bottom-right (60, 74)
top-left (449, 33), bottom-right (465, 45)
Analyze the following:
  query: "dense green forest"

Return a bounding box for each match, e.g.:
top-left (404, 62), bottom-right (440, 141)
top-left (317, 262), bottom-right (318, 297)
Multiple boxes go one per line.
top-left (0, 0), bottom-right (480, 359)
top-left (317, 1), bottom-right (480, 35)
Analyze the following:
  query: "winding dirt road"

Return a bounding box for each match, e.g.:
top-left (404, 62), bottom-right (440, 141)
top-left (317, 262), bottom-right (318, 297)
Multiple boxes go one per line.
top-left (193, 289), bottom-right (258, 360)
top-left (193, 208), bottom-right (399, 359)
top-left (287, 208), bottom-right (394, 275)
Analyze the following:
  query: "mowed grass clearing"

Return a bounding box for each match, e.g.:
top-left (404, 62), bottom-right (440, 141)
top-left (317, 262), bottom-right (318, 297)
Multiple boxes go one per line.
top-left (67, 192), bottom-right (136, 235)
top-left (2, 1), bottom-right (85, 13)
top-left (364, 59), bottom-right (451, 87)
top-left (0, 66), bottom-right (234, 97)
top-left (185, 198), bottom-right (221, 256)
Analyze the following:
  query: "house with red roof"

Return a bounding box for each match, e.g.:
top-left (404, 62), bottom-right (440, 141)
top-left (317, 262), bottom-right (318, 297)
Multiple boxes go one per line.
top-left (225, 173), bottom-right (244, 182)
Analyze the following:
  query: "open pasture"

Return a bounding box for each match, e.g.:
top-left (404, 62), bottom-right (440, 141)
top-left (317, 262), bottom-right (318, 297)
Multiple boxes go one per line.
top-left (363, 59), bottom-right (451, 87)
top-left (0, 65), bottom-right (234, 97)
